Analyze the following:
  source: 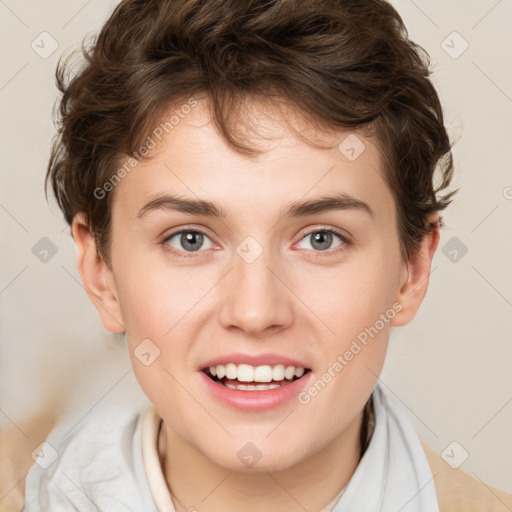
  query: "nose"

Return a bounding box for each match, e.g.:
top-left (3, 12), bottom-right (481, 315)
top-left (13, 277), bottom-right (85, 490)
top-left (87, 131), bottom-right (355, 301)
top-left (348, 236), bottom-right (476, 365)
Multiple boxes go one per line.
top-left (218, 243), bottom-right (294, 338)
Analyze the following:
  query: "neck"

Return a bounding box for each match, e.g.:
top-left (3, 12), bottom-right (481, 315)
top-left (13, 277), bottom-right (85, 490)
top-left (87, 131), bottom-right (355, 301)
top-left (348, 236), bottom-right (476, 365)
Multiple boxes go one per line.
top-left (160, 409), bottom-right (367, 512)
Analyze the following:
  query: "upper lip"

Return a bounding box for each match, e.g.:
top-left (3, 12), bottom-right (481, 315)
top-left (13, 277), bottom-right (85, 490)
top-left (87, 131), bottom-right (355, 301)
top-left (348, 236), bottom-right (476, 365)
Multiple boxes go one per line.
top-left (200, 353), bottom-right (310, 370)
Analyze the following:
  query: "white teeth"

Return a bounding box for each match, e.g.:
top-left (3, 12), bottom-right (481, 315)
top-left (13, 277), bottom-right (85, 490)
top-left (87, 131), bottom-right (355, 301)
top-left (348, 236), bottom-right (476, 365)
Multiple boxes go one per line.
top-left (225, 382), bottom-right (287, 391)
top-left (294, 367), bottom-right (305, 378)
top-left (272, 364), bottom-right (285, 381)
top-left (206, 363), bottom-right (307, 384)
top-left (216, 364), bottom-right (226, 379)
top-left (225, 363), bottom-right (237, 380)
top-left (284, 366), bottom-right (295, 380)
top-left (253, 365), bottom-right (273, 382)
top-left (237, 364), bottom-right (254, 382)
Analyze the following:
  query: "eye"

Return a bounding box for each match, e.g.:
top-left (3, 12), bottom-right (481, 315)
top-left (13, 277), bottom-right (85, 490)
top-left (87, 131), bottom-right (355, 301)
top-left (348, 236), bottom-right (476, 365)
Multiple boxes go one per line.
top-left (295, 228), bottom-right (350, 256)
top-left (161, 227), bottom-right (351, 260)
top-left (162, 229), bottom-right (214, 258)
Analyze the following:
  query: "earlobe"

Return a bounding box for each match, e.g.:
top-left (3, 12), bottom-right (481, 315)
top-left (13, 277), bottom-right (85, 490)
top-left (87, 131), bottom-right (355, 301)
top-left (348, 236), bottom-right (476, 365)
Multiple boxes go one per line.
top-left (71, 213), bottom-right (125, 334)
top-left (391, 214), bottom-right (441, 327)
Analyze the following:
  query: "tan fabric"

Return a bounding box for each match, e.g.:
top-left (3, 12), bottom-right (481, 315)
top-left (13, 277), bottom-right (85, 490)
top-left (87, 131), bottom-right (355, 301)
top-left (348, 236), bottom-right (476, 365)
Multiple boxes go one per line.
top-left (0, 410), bottom-right (60, 512)
top-left (421, 440), bottom-right (512, 512)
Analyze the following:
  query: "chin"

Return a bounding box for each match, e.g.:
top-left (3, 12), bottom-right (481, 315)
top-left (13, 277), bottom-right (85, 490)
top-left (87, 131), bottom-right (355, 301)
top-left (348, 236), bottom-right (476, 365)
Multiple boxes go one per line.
top-left (199, 437), bottom-right (309, 473)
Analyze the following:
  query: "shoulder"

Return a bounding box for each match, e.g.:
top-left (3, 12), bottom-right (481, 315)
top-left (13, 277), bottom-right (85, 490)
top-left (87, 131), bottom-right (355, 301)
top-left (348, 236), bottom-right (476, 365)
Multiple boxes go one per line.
top-left (421, 440), bottom-right (512, 512)
top-left (23, 403), bottom-right (156, 512)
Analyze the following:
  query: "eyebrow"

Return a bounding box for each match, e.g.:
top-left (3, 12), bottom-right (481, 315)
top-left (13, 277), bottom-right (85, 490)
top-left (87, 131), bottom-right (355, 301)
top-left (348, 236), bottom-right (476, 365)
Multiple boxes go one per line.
top-left (136, 192), bottom-right (374, 220)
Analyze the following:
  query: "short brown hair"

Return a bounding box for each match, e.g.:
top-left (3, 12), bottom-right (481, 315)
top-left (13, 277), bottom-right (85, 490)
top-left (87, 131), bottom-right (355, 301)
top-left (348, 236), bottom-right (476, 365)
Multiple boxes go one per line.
top-left (46, 0), bottom-right (456, 265)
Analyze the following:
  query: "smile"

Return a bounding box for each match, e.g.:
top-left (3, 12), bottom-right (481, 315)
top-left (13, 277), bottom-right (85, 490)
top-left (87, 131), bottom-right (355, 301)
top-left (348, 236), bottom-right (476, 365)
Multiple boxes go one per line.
top-left (199, 354), bottom-right (313, 410)
top-left (204, 363), bottom-right (309, 391)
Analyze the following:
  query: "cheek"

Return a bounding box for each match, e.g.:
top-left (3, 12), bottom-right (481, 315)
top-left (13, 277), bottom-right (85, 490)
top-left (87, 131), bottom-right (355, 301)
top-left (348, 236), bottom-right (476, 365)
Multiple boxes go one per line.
top-left (113, 254), bottom-right (213, 393)
top-left (115, 261), bottom-right (200, 411)
top-left (313, 252), bottom-right (400, 340)
top-left (297, 259), bottom-right (397, 439)
top-left (302, 242), bottom-right (401, 409)
top-left (114, 252), bottom-right (201, 340)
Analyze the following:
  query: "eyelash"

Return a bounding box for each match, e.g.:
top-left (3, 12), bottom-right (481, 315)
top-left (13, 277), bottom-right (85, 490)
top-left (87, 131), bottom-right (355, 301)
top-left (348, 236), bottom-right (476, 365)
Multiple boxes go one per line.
top-left (160, 227), bottom-right (351, 260)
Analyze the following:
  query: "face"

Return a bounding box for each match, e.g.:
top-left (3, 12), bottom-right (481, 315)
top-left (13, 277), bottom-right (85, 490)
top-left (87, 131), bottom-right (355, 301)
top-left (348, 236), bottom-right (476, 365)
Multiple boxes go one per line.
top-left (87, 97), bottom-right (419, 471)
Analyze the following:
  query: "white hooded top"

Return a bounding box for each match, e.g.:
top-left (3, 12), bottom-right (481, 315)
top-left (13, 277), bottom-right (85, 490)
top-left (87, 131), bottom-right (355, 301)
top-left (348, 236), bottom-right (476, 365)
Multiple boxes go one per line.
top-left (22, 383), bottom-right (438, 511)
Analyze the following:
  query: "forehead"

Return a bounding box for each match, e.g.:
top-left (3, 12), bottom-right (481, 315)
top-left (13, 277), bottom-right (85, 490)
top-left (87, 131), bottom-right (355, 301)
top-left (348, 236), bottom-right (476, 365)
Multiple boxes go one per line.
top-left (111, 98), bottom-right (394, 226)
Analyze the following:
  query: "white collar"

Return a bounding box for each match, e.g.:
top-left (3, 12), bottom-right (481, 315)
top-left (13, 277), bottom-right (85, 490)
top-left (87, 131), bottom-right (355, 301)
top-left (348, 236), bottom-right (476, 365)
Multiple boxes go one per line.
top-left (141, 405), bottom-right (177, 512)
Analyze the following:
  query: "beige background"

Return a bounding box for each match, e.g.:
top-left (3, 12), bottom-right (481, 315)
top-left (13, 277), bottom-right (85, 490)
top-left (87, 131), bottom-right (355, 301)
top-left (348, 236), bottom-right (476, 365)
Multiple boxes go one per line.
top-left (1, 0), bottom-right (511, 505)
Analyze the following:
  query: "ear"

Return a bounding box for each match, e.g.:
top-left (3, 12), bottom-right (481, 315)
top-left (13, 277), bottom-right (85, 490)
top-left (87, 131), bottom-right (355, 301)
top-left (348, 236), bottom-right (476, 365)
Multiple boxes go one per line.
top-left (391, 213), bottom-right (441, 327)
top-left (71, 212), bottom-right (125, 334)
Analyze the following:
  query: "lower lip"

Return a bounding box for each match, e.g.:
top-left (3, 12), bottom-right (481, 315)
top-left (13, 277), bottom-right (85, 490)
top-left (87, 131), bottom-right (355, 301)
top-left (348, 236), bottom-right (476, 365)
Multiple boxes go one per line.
top-left (200, 371), bottom-right (312, 411)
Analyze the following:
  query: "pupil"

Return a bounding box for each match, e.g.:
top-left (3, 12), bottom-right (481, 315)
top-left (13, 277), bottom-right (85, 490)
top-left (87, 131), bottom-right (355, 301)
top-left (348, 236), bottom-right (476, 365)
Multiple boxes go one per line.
top-left (312, 231), bottom-right (331, 251)
top-left (182, 231), bottom-right (203, 251)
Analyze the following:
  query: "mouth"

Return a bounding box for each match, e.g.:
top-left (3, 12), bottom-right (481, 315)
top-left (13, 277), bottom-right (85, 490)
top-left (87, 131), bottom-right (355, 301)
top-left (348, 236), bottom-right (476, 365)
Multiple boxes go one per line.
top-left (202, 363), bottom-right (312, 391)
